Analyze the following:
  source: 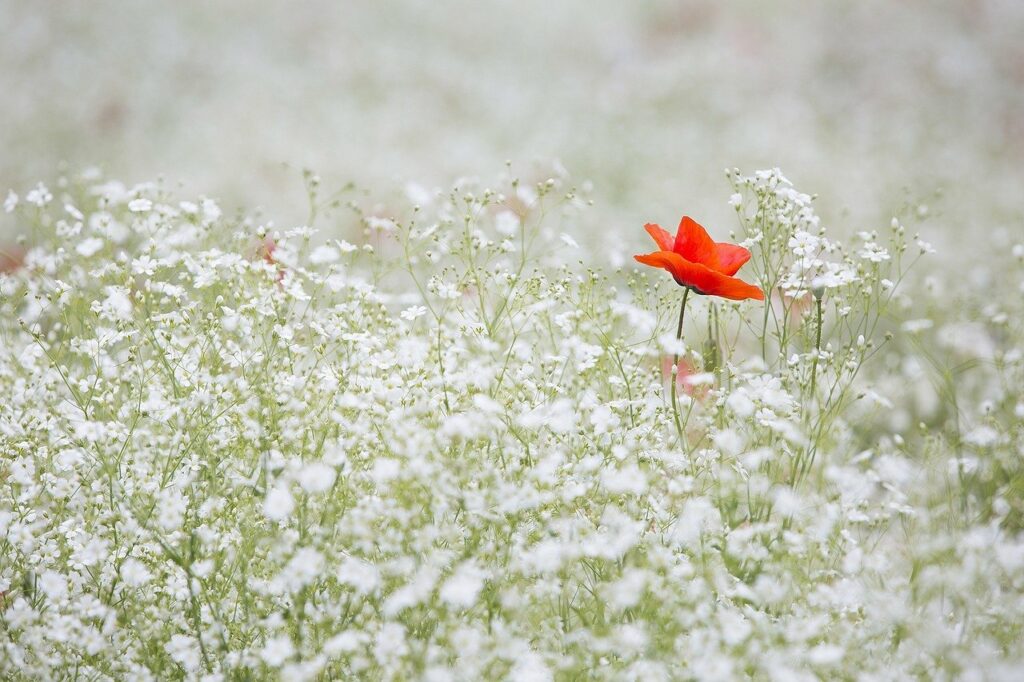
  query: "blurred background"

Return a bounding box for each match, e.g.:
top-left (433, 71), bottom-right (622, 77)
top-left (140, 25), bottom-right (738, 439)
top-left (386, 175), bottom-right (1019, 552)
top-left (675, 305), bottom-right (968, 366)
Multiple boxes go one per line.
top-left (2, 0), bottom-right (1023, 254)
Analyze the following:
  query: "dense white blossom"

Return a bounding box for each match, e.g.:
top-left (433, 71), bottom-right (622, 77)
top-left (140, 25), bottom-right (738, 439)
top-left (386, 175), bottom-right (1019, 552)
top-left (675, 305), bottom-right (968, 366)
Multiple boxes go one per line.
top-left (0, 169), bottom-right (1020, 680)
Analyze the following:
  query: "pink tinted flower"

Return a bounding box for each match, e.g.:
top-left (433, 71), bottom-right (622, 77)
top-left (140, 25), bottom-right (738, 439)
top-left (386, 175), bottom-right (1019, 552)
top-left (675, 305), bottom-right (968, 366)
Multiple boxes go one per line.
top-left (0, 246), bottom-right (25, 274)
top-left (660, 355), bottom-right (710, 400)
top-left (255, 237), bottom-right (285, 282)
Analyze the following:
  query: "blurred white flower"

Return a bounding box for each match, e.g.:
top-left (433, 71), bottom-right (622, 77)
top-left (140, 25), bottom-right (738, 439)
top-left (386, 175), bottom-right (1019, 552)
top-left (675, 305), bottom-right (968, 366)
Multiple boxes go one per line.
top-left (263, 483), bottom-right (295, 521)
top-left (400, 305), bottom-right (428, 321)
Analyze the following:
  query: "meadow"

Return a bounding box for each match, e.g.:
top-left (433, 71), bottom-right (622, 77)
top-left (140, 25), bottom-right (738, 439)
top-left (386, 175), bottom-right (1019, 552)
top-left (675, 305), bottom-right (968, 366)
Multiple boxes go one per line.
top-left (1, 164), bottom-right (1022, 679)
top-left (1, 1), bottom-right (1023, 680)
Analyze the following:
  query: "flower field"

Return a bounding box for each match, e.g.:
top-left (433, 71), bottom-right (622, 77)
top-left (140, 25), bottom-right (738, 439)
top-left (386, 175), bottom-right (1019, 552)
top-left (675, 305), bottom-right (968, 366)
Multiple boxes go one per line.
top-left (2, 2), bottom-right (1024, 680)
top-left (1, 166), bottom-right (1023, 680)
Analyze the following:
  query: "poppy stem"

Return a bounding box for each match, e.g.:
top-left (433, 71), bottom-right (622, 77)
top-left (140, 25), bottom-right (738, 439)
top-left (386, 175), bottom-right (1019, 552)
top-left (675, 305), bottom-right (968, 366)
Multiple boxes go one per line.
top-left (671, 287), bottom-right (691, 444)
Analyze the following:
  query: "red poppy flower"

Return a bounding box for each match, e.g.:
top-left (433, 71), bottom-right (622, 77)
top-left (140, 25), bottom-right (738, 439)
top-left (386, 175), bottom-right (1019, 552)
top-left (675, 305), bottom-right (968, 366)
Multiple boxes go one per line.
top-left (635, 216), bottom-right (764, 301)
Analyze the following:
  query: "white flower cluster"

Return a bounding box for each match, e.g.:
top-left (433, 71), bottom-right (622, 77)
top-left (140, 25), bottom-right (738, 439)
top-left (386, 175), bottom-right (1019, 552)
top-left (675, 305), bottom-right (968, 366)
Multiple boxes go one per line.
top-left (731, 168), bottom-right (859, 299)
top-left (0, 169), bottom-right (1021, 680)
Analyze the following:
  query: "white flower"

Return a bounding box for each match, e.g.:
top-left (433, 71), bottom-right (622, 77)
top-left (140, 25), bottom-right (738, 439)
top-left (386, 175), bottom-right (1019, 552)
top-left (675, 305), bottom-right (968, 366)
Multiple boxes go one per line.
top-left (367, 216), bottom-right (397, 232)
top-left (121, 558), bottom-right (152, 587)
top-left (964, 425), bottom-right (999, 448)
top-left (713, 428), bottom-right (745, 455)
top-left (201, 198), bottom-right (221, 223)
top-left (727, 391), bottom-right (755, 418)
top-left (518, 398), bottom-right (576, 434)
top-left (574, 342), bottom-right (603, 371)
top-left (808, 644), bottom-right (845, 665)
top-left (76, 237), bottom-right (105, 257)
top-left (858, 242), bottom-right (890, 263)
top-left (280, 548), bottom-right (324, 591)
top-left (295, 462), bottom-right (336, 494)
top-left (440, 561), bottom-right (486, 609)
top-left (400, 305), bottom-right (428, 321)
top-left (589, 403), bottom-right (620, 435)
top-left (260, 635), bottom-right (294, 667)
top-left (157, 491), bottom-right (187, 530)
top-left (658, 333), bottom-right (687, 356)
top-left (600, 463), bottom-right (647, 495)
top-left (26, 182), bottom-right (52, 207)
top-left (100, 286), bottom-right (134, 321)
top-left (192, 560), bottom-right (214, 580)
top-left (3, 190), bottom-right (17, 213)
top-left (38, 570), bottom-right (69, 601)
top-left (495, 210), bottom-right (521, 236)
top-left (263, 483), bottom-right (295, 522)
top-left (901, 318), bottom-right (933, 334)
top-left (323, 630), bottom-right (369, 656)
top-left (404, 181), bottom-right (434, 206)
top-left (166, 635), bottom-right (202, 673)
top-left (326, 273), bottom-right (346, 292)
top-left (373, 623), bottom-right (408, 664)
top-left (337, 557), bottom-right (380, 595)
top-left (788, 230), bottom-right (822, 257)
top-left (369, 458), bottom-right (401, 484)
top-left (432, 278), bottom-right (461, 300)
top-left (516, 184), bottom-right (537, 207)
top-left (808, 262), bottom-right (857, 291)
top-left (510, 651), bottom-right (552, 682)
top-left (309, 245), bottom-right (339, 264)
top-left (128, 198), bottom-right (153, 212)
top-left (135, 256), bottom-right (163, 276)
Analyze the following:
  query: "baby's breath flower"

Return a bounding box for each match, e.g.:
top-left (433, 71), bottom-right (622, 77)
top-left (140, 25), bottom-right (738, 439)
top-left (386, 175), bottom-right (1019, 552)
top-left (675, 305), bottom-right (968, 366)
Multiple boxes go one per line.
top-left (263, 483), bottom-right (296, 521)
top-left (0, 169), bottom-right (1017, 681)
top-left (75, 236), bottom-right (105, 257)
top-left (128, 198), bottom-right (153, 212)
top-left (25, 182), bottom-right (53, 207)
top-left (400, 305), bottom-right (427, 321)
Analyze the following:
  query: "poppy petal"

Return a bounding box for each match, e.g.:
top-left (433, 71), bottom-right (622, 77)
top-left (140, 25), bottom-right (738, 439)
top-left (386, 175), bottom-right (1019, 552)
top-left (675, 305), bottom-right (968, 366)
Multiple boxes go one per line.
top-left (701, 273), bottom-right (765, 300)
top-left (673, 216), bottom-right (720, 269)
top-left (714, 242), bottom-right (752, 276)
top-left (635, 251), bottom-right (684, 278)
top-left (644, 223), bottom-right (675, 252)
top-left (635, 250), bottom-right (764, 301)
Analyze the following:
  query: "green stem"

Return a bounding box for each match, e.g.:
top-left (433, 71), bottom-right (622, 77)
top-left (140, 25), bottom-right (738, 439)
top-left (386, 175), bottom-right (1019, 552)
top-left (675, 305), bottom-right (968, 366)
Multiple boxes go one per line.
top-left (794, 294), bottom-right (825, 487)
top-left (670, 287), bottom-right (691, 444)
top-left (809, 295), bottom-right (823, 401)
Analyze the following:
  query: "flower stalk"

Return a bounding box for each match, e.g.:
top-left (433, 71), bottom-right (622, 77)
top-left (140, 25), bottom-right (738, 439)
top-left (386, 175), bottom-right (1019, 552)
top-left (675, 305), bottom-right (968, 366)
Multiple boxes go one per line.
top-left (809, 290), bottom-right (823, 400)
top-left (670, 286), bottom-right (691, 444)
